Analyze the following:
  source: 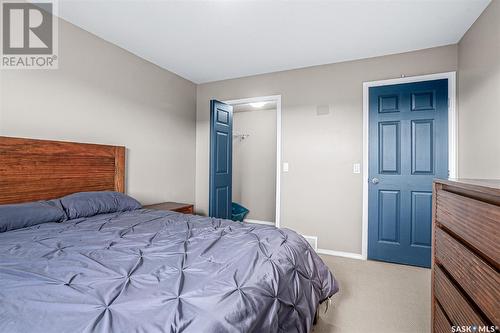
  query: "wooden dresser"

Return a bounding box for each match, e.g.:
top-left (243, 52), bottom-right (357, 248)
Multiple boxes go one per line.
top-left (432, 179), bottom-right (500, 332)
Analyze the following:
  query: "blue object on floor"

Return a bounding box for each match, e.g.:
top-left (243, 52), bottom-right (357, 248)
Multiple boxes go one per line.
top-left (231, 202), bottom-right (249, 222)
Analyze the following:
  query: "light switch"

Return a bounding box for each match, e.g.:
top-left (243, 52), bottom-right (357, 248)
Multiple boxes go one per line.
top-left (283, 162), bottom-right (289, 172)
top-left (353, 163), bottom-right (361, 174)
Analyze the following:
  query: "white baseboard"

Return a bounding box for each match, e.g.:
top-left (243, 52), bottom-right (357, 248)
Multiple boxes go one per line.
top-left (317, 248), bottom-right (364, 260)
top-left (244, 219), bottom-right (275, 226)
top-left (243, 224), bottom-right (362, 260)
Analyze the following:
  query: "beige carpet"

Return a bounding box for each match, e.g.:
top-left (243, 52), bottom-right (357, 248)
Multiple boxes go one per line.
top-left (313, 255), bottom-right (431, 333)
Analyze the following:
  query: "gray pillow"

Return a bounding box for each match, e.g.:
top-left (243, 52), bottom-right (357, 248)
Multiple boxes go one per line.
top-left (60, 191), bottom-right (142, 220)
top-left (0, 200), bottom-right (67, 233)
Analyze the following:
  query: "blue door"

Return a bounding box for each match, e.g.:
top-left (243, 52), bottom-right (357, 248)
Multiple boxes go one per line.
top-left (209, 100), bottom-right (233, 219)
top-left (368, 79), bottom-right (448, 268)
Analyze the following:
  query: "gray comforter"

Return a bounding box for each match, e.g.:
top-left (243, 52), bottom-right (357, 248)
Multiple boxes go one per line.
top-left (0, 209), bottom-right (338, 333)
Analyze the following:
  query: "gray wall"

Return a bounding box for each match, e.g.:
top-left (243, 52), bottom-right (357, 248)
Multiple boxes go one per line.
top-left (196, 45), bottom-right (458, 253)
top-left (233, 108), bottom-right (277, 222)
top-left (0, 18), bottom-right (197, 205)
top-left (458, 0), bottom-right (500, 179)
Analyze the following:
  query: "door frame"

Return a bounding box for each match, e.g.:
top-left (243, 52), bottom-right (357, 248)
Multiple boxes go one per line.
top-left (223, 95), bottom-right (282, 228)
top-left (361, 72), bottom-right (457, 260)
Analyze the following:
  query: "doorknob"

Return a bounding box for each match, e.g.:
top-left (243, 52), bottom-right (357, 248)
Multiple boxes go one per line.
top-left (371, 177), bottom-right (380, 184)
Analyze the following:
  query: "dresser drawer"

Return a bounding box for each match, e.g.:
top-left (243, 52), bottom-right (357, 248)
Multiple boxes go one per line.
top-left (436, 189), bottom-right (500, 267)
top-left (435, 228), bottom-right (500, 325)
top-left (434, 301), bottom-right (452, 333)
top-left (434, 265), bottom-right (485, 327)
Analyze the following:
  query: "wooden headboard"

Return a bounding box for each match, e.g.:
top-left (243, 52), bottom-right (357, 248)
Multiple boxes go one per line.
top-left (0, 136), bottom-right (125, 205)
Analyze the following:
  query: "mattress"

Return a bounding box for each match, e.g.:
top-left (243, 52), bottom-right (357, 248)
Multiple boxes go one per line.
top-left (0, 209), bottom-right (338, 332)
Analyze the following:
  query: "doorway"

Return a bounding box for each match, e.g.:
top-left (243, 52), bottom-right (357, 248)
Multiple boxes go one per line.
top-left (209, 95), bottom-right (282, 227)
top-left (362, 72), bottom-right (457, 268)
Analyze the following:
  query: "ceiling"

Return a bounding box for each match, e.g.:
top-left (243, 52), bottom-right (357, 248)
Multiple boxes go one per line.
top-left (58, 0), bottom-right (490, 84)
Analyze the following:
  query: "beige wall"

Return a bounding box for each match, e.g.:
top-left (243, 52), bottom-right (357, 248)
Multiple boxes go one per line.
top-left (3, 5), bottom-right (496, 255)
top-left (0, 18), bottom-right (197, 205)
top-left (233, 108), bottom-right (277, 222)
top-left (196, 45), bottom-right (458, 253)
top-left (458, 0), bottom-right (500, 179)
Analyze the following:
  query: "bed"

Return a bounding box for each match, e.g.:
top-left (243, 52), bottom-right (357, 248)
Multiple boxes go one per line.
top-left (0, 136), bottom-right (338, 333)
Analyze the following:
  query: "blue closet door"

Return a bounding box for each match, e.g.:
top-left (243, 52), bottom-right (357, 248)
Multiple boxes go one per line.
top-left (209, 100), bottom-right (233, 219)
top-left (368, 79), bottom-right (448, 268)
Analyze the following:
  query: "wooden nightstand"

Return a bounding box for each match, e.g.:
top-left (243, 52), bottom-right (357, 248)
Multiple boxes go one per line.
top-left (144, 202), bottom-right (194, 214)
